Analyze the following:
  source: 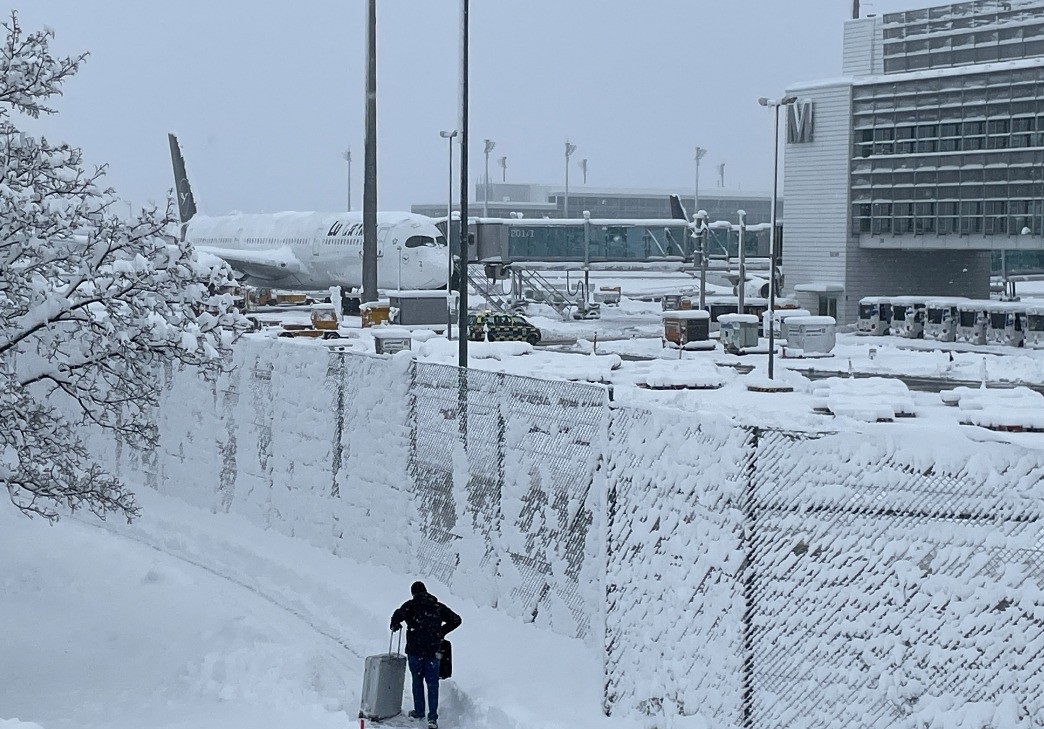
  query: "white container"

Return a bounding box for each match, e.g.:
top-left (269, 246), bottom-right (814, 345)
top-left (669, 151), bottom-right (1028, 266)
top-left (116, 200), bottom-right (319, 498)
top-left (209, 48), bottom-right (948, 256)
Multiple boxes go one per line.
top-left (785, 315), bottom-right (837, 355)
top-left (718, 313), bottom-right (760, 353)
top-left (762, 308), bottom-right (812, 339)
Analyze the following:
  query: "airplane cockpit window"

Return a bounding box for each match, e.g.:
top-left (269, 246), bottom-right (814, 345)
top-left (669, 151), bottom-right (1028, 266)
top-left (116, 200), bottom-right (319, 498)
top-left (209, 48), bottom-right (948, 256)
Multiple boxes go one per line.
top-left (435, 235), bottom-right (448, 247)
top-left (404, 235), bottom-right (438, 248)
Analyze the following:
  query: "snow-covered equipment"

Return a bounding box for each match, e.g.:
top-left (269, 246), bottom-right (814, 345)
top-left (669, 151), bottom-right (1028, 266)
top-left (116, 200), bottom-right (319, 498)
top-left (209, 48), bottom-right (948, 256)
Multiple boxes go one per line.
top-left (764, 307), bottom-right (811, 339)
top-left (856, 296), bottom-right (891, 336)
top-left (782, 316), bottom-right (836, 356)
top-left (1025, 304), bottom-right (1044, 348)
top-left (718, 313), bottom-right (760, 354)
top-left (923, 297), bottom-right (968, 342)
top-left (956, 300), bottom-right (990, 344)
top-left (277, 303), bottom-right (342, 339)
top-left (359, 632), bottom-right (407, 721)
top-left (595, 286), bottom-right (621, 306)
top-left (889, 296), bottom-right (929, 338)
top-left (373, 328), bottom-right (413, 355)
top-left (984, 301), bottom-right (1027, 347)
top-left (387, 290), bottom-right (452, 330)
top-left (661, 310), bottom-right (714, 350)
top-left (361, 300), bottom-right (393, 328)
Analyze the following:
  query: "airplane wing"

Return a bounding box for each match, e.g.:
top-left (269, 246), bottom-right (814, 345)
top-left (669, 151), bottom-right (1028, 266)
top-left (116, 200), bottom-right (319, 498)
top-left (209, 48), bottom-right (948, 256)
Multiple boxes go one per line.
top-left (195, 245), bottom-right (306, 284)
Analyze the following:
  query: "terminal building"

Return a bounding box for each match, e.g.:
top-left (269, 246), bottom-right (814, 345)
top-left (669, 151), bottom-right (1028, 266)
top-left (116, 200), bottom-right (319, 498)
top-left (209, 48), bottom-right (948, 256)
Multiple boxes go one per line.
top-left (784, 0), bottom-right (1044, 322)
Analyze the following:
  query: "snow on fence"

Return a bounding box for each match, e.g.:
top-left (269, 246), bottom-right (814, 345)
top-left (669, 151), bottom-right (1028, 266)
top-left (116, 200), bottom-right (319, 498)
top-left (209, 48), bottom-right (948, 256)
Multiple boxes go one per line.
top-left (604, 419), bottom-right (1044, 727)
top-left (86, 338), bottom-right (1044, 727)
top-left (92, 338), bottom-right (607, 640)
top-left (409, 362), bottom-right (608, 638)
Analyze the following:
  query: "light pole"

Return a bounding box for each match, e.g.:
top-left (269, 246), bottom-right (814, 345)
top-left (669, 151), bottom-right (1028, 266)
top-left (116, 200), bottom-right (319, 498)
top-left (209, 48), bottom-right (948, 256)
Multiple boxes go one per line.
top-left (395, 240), bottom-right (403, 290)
top-left (694, 146), bottom-right (707, 215)
top-left (342, 148), bottom-right (352, 211)
top-left (483, 138), bottom-right (495, 218)
top-left (498, 155), bottom-right (507, 182)
top-left (737, 209), bottom-right (747, 316)
top-left (579, 158), bottom-right (588, 184)
top-left (440, 129), bottom-right (458, 340)
top-left (564, 140), bottom-right (577, 217)
top-left (758, 94), bottom-right (797, 380)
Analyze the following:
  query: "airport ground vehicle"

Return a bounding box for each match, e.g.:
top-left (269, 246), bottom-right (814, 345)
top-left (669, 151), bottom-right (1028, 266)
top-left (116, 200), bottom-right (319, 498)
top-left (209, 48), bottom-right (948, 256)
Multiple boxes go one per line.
top-left (277, 304), bottom-right (342, 339)
top-left (466, 311), bottom-right (541, 344)
top-left (857, 296), bottom-right (891, 335)
top-left (253, 288), bottom-right (315, 307)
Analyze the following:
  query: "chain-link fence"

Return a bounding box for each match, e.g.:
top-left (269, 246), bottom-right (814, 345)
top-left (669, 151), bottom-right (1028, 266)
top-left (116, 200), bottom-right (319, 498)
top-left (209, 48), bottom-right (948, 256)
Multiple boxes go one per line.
top-left (409, 361), bottom-right (608, 638)
top-left (84, 339), bottom-right (1044, 726)
top-left (605, 419), bottom-right (1044, 728)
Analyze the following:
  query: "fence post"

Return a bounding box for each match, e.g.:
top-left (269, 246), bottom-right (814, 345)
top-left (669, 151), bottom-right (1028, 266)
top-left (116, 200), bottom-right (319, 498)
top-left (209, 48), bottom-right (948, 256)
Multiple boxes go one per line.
top-left (741, 426), bottom-right (760, 729)
top-left (330, 352), bottom-right (346, 499)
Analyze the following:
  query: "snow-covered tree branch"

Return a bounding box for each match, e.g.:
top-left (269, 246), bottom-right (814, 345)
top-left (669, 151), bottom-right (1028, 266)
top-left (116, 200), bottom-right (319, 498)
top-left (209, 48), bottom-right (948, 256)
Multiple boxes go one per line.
top-left (0, 12), bottom-right (247, 521)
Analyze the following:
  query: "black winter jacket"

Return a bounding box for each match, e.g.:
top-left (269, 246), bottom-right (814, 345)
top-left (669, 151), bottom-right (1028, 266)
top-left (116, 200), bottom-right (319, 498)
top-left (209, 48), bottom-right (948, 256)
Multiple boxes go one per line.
top-left (390, 592), bottom-right (462, 657)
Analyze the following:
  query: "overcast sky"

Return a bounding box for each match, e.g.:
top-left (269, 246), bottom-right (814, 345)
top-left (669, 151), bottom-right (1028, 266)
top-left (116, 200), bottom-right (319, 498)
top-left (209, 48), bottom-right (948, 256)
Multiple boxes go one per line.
top-left (9, 1), bottom-right (939, 216)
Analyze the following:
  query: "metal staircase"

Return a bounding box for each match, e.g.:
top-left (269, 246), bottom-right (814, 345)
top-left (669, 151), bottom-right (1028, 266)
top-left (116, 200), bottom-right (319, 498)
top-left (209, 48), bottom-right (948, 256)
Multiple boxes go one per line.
top-left (466, 263), bottom-right (580, 319)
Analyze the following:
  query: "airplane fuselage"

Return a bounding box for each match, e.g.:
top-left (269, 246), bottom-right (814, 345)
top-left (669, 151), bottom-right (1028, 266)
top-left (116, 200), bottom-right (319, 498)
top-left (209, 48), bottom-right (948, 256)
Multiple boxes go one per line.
top-left (185, 211), bottom-right (449, 291)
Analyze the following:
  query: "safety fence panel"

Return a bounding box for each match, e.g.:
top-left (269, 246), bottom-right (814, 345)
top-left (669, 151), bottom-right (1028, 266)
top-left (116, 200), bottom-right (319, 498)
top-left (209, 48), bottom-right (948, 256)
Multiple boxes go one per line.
top-left (326, 351), bottom-right (415, 566)
top-left (747, 428), bottom-right (1044, 729)
top-left (410, 361), bottom-right (608, 638)
top-left (603, 406), bottom-right (750, 719)
top-left (604, 418), bottom-right (1044, 729)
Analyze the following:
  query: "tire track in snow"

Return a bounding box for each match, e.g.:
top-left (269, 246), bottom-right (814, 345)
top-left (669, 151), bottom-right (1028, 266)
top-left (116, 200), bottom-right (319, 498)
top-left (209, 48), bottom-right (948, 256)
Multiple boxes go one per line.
top-left (77, 514), bottom-right (365, 663)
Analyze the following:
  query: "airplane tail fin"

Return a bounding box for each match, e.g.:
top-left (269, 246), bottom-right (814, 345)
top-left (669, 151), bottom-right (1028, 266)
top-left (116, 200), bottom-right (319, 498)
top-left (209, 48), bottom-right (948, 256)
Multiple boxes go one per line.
top-left (168, 133), bottom-right (197, 225)
top-left (668, 194), bottom-right (689, 222)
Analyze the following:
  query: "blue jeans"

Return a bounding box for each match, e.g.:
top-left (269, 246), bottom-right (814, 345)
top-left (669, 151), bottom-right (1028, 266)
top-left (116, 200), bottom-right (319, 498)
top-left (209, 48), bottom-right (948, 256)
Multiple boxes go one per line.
top-left (408, 654), bottom-right (441, 721)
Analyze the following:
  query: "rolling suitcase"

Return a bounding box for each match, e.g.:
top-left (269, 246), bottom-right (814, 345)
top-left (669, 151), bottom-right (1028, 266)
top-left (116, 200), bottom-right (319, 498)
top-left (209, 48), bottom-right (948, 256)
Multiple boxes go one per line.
top-left (359, 631), bottom-right (407, 721)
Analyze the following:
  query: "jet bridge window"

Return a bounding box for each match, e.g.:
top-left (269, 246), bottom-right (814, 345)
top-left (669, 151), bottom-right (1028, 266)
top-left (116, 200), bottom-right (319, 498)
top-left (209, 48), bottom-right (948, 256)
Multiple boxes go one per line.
top-left (404, 235), bottom-right (437, 248)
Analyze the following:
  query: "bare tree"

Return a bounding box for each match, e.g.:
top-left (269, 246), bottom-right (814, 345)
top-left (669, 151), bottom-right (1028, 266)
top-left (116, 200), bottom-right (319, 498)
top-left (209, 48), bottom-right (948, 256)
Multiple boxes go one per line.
top-left (0, 12), bottom-right (246, 521)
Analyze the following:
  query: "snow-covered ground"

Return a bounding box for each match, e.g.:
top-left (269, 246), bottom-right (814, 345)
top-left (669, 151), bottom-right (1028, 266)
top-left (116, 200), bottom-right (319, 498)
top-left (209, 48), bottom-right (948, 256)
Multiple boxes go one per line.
top-left (1, 488), bottom-right (630, 729)
top-left (8, 278), bottom-right (1041, 729)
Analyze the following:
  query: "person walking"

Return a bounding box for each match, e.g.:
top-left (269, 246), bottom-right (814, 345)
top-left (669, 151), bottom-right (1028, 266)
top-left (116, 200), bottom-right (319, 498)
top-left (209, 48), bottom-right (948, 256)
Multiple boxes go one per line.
top-left (390, 581), bottom-right (461, 729)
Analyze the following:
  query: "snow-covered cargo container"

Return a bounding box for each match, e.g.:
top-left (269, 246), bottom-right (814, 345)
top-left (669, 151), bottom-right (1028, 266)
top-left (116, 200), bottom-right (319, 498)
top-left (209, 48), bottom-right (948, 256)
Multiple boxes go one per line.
top-left (661, 310), bottom-right (713, 350)
top-left (718, 313), bottom-right (760, 354)
top-left (784, 315), bottom-right (836, 355)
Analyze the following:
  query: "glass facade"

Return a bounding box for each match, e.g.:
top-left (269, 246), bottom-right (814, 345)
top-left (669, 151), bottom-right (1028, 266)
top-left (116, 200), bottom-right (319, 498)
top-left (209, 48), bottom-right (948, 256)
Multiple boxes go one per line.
top-left (501, 223), bottom-right (763, 262)
top-left (882, 1), bottom-right (1044, 73)
top-left (850, 64), bottom-right (1044, 238)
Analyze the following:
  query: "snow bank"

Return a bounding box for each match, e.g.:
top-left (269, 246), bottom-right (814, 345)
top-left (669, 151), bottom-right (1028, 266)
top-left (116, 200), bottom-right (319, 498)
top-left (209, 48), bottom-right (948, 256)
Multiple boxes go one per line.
top-left (78, 337), bottom-right (1044, 728)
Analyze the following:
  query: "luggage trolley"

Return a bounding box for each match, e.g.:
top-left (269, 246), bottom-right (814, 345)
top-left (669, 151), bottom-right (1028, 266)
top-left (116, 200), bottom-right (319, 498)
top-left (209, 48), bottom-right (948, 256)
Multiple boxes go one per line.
top-left (1026, 304), bottom-right (1044, 349)
top-left (889, 296), bottom-right (930, 338)
top-left (984, 301), bottom-right (1027, 347)
top-left (956, 300), bottom-right (990, 345)
top-left (857, 296), bottom-right (892, 336)
top-left (923, 297), bottom-right (968, 343)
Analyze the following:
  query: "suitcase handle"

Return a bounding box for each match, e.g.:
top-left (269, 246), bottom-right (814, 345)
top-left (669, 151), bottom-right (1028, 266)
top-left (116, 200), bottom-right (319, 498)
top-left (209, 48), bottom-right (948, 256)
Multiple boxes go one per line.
top-left (388, 628), bottom-right (402, 656)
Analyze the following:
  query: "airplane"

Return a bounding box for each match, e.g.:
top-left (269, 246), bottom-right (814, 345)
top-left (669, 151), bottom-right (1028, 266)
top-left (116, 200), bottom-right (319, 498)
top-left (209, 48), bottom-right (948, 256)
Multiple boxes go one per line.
top-left (168, 133), bottom-right (450, 293)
